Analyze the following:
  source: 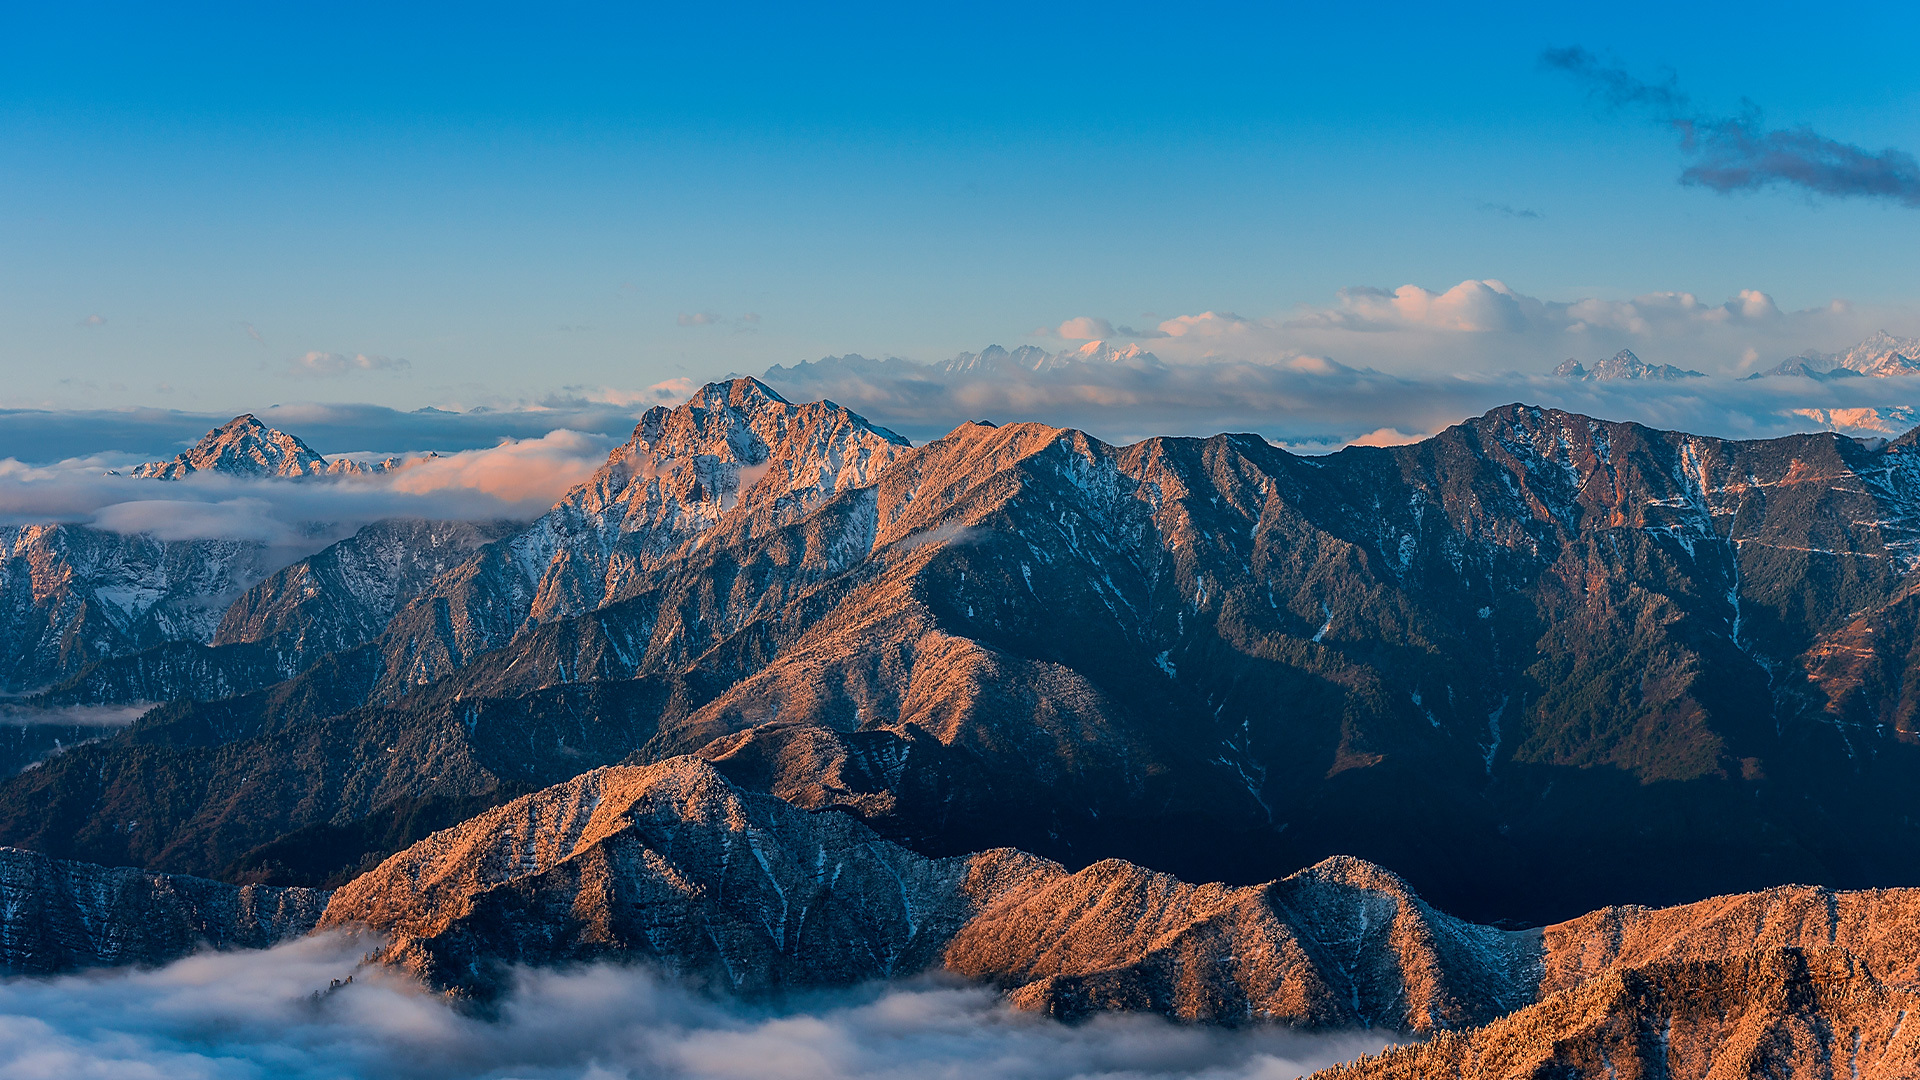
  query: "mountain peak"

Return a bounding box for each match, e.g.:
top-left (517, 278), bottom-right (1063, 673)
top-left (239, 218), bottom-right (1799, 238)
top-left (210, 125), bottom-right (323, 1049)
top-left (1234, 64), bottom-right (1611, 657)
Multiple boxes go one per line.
top-left (131, 414), bottom-right (330, 480)
top-left (1752, 331), bottom-right (1920, 380)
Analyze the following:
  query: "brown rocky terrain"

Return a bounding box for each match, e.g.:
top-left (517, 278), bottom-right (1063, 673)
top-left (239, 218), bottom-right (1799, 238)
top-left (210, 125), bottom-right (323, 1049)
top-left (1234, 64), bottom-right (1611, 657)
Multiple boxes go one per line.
top-left (319, 755), bottom-right (1542, 1029)
top-left (316, 752), bottom-right (1920, 1074)
top-left (17, 383), bottom-right (1920, 933)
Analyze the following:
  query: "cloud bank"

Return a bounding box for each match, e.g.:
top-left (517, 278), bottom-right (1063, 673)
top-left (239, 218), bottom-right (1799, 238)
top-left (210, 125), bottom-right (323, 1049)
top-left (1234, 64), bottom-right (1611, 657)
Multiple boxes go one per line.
top-left (0, 402), bottom-right (644, 466)
top-left (763, 344), bottom-right (1920, 451)
top-left (1544, 46), bottom-right (1920, 208)
top-left (287, 352), bottom-right (411, 378)
top-left (0, 429), bottom-right (617, 543)
top-left (0, 935), bottom-right (1392, 1080)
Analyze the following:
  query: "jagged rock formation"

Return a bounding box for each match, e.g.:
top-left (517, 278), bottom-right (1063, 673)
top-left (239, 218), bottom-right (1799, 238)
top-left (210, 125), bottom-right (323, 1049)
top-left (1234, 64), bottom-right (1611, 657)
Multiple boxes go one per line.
top-left (0, 846), bottom-right (325, 974)
top-left (21, 387), bottom-right (1920, 928)
top-left (0, 523), bottom-right (273, 690)
top-left (132, 414), bottom-right (332, 479)
top-left (1553, 349), bottom-right (1706, 380)
top-left (364, 377), bottom-right (911, 699)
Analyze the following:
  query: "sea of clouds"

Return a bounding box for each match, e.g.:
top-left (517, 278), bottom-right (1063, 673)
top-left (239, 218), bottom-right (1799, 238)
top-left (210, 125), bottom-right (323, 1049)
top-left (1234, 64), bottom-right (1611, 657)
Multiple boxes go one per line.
top-left (759, 347), bottom-right (1920, 450)
top-left (0, 935), bottom-right (1394, 1080)
top-left (0, 430), bottom-right (618, 546)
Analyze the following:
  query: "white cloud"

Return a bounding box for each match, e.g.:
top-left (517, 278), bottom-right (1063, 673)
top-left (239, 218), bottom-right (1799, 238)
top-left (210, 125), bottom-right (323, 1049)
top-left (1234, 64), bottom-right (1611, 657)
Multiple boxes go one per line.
top-left (678, 312), bottom-right (761, 333)
top-left (553, 379), bottom-right (700, 409)
top-left (762, 345), bottom-right (1920, 450)
top-left (0, 430), bottom-right (618, 546)
top-left (286, 352), bottom-right (410, 379)
top-left (0, 935), bottom-right (1392, 1080)
top-left (1054, 316), bottom-right (1116, 340)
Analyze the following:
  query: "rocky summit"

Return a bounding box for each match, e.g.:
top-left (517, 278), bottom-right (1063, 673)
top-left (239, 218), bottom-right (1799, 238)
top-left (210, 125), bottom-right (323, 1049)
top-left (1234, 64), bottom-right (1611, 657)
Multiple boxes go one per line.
top-left (132, 413), bottom-right (332, 479)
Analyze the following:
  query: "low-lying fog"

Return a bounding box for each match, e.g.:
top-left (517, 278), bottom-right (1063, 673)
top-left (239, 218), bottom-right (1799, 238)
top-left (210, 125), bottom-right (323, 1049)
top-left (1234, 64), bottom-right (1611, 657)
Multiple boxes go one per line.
top-left (0, 934), bottom-right (1396, 1080)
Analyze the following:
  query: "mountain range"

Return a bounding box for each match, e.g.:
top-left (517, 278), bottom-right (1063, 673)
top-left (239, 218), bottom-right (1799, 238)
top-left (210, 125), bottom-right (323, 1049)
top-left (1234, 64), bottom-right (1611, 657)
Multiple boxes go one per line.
top-left (6, 756), bottom-right (1920, 1076)
top-left (1552, 349), bottom-right (1706, 381)
top-left (13, 378), bottom-right (1920, 1075)
top-left (1747, 330), bottom-right (1920, 380)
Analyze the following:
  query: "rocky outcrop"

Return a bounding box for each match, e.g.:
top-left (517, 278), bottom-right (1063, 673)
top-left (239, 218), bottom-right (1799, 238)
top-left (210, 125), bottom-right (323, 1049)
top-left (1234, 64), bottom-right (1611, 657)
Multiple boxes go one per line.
top-left (0, 846), bottom-right (326, 974)
top-left (132, 414), bottom-right (331, 479)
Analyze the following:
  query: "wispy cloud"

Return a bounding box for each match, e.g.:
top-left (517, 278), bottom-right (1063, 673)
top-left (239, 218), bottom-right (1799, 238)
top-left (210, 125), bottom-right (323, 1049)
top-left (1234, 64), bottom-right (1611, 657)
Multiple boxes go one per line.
top-left (1476, 202), bottom-right (1541, 220)
top-left (678, 311), bottom-right (762, 332)
top-left (286, 352), bottom-right (410, 378)
top-left (78, 314), bottom-right (107, 327)
top-left (1544, 46), bottom-right (1920, 208)
top-left (0, 429), bottom-right (617, 543)
top-left (0, 934), bottom-right (1390, 1080)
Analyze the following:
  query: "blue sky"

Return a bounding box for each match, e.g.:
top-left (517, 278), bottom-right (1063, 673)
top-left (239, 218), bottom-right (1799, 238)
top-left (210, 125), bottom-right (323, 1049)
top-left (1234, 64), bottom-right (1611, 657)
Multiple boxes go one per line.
top-left (4, 1), bottom-right (1920, 415)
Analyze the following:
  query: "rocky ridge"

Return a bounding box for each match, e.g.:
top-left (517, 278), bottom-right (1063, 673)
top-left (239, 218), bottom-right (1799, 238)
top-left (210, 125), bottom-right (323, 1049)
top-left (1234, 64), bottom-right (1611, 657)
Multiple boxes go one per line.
top-left (319, 755), bottom-right (1540, 1030)
top-left (0, 523), bottom-right (275, 691)
top-left (314, 755), bottom-right (1920, 1078)
top-left (364, 377), bottom-right (911, 698)
top-left (0, 845), bottom-right (325, 974)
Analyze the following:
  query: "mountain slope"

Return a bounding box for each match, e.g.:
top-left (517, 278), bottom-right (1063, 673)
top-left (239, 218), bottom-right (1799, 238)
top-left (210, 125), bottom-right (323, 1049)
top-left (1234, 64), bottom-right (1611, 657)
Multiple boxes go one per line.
top-left (319, 756), bottom-right (1540, 1030)
top-left (322, 755), bottom-right (1920, 1065)
top-left (0, 846), bottom-right (325, 974)
top-left (1318, 948), bottom-right (1920, 1079)
top-left (0, 523), bottom-right (274, 690)
top-left (16, 395), bottom-right (1920, 924)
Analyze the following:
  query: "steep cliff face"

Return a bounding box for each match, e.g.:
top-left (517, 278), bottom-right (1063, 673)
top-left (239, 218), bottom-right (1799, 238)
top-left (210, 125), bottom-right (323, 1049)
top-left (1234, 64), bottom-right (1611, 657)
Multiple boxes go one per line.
top-left (0, 846), bottom-right (326, 974)
top-left (0, 523), bottom-right (273, 690)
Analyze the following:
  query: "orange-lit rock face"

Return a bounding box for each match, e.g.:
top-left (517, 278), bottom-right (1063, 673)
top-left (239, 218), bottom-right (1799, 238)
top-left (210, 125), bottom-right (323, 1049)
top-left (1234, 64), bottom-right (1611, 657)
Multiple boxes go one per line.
top-left (315, 755), bottom-right (1920, 1080)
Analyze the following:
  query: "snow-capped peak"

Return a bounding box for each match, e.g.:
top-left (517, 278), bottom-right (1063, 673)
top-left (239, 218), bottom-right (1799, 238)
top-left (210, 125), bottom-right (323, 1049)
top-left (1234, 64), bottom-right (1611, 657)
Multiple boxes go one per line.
top-left (132, 414), bottom-right (331, 480)
top-left (1553, 350), bottom-right (1704, 381)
